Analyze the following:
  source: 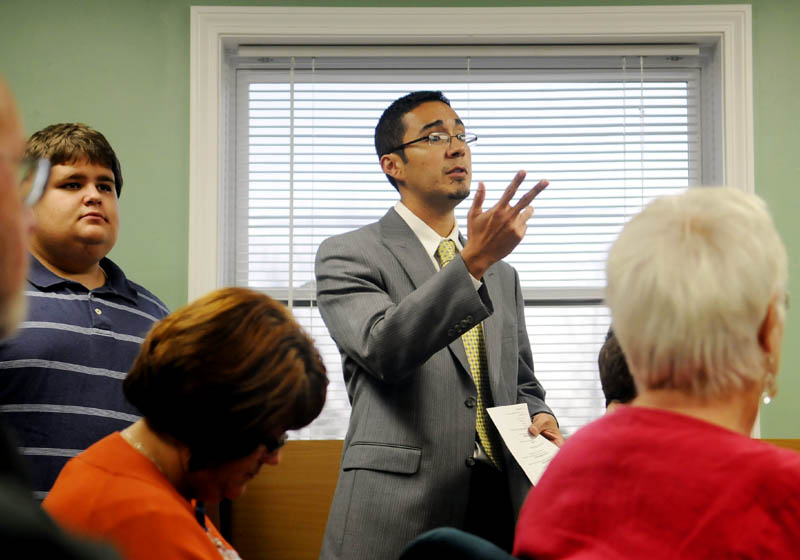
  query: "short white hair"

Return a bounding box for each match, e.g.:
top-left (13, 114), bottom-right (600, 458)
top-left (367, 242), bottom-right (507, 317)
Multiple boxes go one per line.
top-left (606, 187), bottom-right (788, 398)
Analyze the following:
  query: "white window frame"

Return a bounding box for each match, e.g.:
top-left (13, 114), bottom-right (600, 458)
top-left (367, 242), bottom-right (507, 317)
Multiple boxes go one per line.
top-left (189, 4), bottom-right (752, 300)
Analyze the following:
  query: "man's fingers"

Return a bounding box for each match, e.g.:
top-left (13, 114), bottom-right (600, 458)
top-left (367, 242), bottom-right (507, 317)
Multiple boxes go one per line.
top-left (517, 206), bottom-right (534, 227)
top-left (541, 429), bottom-right (565, 447)
top-left (496, 170), bottom-right (527, 208)
top-left (512, 179), bottom-right (549, 214)
top-left (509, 210), bottom-right (532, 242)
top-left (469, 181), bottom-right (487, 217)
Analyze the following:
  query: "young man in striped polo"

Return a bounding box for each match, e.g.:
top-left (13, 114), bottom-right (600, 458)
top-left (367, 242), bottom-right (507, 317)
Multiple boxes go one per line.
top-left (0, 123), bottom-right (169, 499)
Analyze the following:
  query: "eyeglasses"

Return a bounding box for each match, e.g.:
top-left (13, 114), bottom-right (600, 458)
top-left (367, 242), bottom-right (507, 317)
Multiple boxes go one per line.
top-left (265, 433), bottom-right (288, 454)
top-left (19, 157), bottom-right (51, 207)
top-left (384, 132), bottom-right (478, 156)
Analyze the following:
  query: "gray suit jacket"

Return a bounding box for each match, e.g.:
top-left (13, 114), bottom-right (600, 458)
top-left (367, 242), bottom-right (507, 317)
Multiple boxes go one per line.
top-left (316, 208), bottom-right (552, 560)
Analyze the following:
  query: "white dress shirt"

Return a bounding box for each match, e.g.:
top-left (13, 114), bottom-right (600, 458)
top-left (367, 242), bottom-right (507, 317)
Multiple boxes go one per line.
top-left (394, 201), bottom-right (482, 288)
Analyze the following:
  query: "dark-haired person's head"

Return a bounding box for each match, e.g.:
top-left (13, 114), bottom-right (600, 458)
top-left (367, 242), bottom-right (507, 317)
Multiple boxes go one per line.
top-left (124, 287), bottom-right (328, 501)
top-left (598, 329), bottom-right (636, 410)
top-left (375, 90), bottom-right (450, 190)
top-left (26, 123), bottom-right (123, 280)
top-left (26, 123), bottom-right (122, 197)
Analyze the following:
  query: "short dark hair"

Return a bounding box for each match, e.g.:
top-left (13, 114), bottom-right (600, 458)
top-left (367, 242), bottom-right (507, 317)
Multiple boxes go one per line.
top-left (598, 328), bottom-right (637, 407)
top-left (123, 287), bottom-right (328, 470)
top-left (374, 90), bottom-right (450, 190)
top-left (26, 123), bottom-right (123, 197)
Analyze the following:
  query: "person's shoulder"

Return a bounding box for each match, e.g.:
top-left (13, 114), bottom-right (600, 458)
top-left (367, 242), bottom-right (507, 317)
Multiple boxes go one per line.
top-left (324, 219), bottom-right (383, 242)
top-left (488, 258), bottom-right (518, 278)
top-left (548, 408), bottom-right (633, 460)
top-left (100, 258), bottom-right (169, 317)
top-left (479, 249), bottom-right (521, 282)
top-left (317, 218), bottom-right (385, 257)
top-left (126, 281), bottom-right (169, 317)
top-left (750, 442), bottom-right (800, 485)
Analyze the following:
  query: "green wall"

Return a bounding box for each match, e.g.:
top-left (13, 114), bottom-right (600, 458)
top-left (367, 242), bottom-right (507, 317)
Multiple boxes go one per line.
top-left (1, 0), bottom-right (798, 436)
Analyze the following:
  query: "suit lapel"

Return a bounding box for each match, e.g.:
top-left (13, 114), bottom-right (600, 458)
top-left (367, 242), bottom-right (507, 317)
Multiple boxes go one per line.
top-left (379, 208), bottom-right (436, 289)
top-left (380, 209), bottom-right (472, 377)
top-left (449, 332), bottom-right (472, 381)
top-left (482, 266), bottom-right (504, 399)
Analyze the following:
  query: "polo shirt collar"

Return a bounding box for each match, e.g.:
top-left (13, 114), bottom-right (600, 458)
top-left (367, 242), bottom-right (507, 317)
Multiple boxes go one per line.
top-left (27, 254), bottom-right (139, 303)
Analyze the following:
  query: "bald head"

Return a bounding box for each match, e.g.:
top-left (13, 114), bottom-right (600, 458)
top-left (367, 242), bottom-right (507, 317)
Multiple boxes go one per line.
top-left (0, 76), bottom-right (30, 339)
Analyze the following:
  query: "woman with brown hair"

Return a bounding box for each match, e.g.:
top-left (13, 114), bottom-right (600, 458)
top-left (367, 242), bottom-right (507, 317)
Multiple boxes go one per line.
top-left (44, 287), bottom-right (328, 559)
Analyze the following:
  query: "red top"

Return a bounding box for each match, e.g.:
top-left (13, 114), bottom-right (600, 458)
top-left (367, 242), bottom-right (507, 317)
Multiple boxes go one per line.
top-left (44, 432), bottom-right (239, 560)
top-left (513, 406), bottom-right (800, 559)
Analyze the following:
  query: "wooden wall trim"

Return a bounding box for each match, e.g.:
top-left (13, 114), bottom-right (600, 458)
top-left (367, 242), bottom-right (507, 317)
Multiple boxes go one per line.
top-left (231, 440), bottom-right (343, 560)
top-left (763, 438), bottom-right (800, 453)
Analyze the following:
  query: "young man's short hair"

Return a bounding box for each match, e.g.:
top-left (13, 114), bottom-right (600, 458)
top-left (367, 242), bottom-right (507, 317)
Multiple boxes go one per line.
top-left (26, 123), bottom-right (123, 197)
top-left (374, 91), bottom-right (450, 190)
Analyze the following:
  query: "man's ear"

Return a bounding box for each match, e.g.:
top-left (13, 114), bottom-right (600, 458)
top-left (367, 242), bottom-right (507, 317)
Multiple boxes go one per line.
top-left (380, 153), bottom-right (405, 185)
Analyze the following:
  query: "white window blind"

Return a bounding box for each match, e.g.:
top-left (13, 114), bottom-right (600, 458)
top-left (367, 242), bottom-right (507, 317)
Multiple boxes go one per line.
top-left (226, 53), bottom-right (705, 438)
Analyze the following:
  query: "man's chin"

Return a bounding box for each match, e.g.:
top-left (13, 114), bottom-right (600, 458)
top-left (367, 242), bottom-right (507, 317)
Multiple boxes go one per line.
top-left (76, 235), bottom-right (116, 253)
top-left (447, 187), bottom-right (470, 202)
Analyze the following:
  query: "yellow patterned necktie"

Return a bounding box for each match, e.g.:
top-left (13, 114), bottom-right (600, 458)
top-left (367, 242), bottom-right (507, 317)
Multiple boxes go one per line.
top-left (435, 239), bottom-right (500, 467)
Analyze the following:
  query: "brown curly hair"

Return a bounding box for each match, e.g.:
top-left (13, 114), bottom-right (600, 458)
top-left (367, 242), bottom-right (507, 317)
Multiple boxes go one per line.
top-left (124, 287), bottom-right (328, 469)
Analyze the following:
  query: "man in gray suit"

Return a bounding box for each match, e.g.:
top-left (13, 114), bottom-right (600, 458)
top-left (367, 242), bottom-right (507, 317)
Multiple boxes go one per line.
top-left (316, 91), bottom-right (563, 559)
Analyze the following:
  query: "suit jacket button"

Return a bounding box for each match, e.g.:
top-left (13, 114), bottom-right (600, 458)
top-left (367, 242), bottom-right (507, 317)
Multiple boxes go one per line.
top-left (465, 397), bottom-right (476, 408)
top-left (465, 457), bottom-right (476, 467)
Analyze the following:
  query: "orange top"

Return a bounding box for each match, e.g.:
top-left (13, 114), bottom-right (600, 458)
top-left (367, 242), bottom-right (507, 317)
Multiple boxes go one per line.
top-left (44, 432), bottom-right (239, 560)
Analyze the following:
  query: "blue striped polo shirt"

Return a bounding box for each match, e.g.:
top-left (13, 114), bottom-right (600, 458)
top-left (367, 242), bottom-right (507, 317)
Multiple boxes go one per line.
top-left (0, 255), bottom-right (169, 499)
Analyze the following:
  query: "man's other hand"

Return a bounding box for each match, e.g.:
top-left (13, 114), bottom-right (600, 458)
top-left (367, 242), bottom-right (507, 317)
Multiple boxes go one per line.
top-left (528, 412), bottom-right (564, 447)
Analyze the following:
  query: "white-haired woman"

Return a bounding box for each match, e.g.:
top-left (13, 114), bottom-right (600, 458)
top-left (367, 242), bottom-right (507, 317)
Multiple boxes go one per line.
top-left (514, 187), bottom-right (800, 559)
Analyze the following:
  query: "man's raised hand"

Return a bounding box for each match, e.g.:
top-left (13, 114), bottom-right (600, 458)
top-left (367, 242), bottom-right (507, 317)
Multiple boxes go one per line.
top-left (461, 170), bottom-right (549, 279)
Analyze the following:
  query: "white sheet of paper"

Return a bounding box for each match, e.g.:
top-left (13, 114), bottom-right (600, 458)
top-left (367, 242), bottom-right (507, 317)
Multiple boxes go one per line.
top-left (487, 403), bottom-right (559, 485)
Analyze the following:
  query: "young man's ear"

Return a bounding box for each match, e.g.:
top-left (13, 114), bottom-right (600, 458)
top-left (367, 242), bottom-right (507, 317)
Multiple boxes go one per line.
top-left (380, 153), bottom-right (405, 186)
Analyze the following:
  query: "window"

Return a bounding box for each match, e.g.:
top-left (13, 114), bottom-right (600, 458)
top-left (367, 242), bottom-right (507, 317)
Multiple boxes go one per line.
top-left (190, 5), bottom-right (754, 438)
top-left (224, 53), bottom-right (708, 438)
